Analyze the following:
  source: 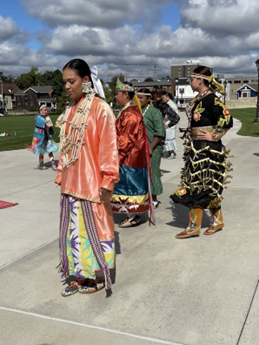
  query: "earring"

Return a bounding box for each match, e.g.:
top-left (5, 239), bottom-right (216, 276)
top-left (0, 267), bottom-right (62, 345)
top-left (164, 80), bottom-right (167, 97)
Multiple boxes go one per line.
top-left (82, 82), bottom-right (92, 93)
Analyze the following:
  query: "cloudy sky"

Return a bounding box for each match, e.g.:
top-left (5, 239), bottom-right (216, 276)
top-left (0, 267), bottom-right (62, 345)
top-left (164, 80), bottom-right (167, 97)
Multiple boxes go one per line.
top-left (0, 0), bottom-right (259, 81)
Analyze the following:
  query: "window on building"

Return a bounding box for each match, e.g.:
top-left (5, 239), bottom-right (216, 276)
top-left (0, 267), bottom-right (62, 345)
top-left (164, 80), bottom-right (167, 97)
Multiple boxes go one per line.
top-left (243, 80), bottom-right (249, 83)
top-left (234, 80), bottom-right (241, 84)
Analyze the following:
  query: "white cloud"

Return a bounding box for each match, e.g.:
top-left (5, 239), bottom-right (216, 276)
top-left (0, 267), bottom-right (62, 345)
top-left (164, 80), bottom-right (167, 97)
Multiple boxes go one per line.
top-left (23, 0), bottom-right (171, 29)
top-left (0, 16), bottom-right (30, 43)
top-left (180, 0), bottom-right (259, 37)
top-left (0, 0), bottom-right (259, 79)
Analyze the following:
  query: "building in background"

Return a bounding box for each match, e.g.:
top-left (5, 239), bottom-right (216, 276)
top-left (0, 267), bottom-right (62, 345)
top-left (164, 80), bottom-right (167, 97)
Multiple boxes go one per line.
top-left (171, 60), bottom-right (202, 80)
top-left (15, 86), bottom-right (55, 110)
top-left (235, 84), bottom-right (258, 100)
top-left (174, 78), bottom-right (198, 109)
top-left (0, 83), bottom-right (20, 112)
top-left (225, 76), bottom-right (258, 100)
top-left (131, 80), bottom-right (172, 93)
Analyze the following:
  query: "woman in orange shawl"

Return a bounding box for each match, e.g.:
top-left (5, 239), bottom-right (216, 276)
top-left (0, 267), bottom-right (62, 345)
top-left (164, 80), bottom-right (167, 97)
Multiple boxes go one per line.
top-left (55, 59), bottom-right (119, 297)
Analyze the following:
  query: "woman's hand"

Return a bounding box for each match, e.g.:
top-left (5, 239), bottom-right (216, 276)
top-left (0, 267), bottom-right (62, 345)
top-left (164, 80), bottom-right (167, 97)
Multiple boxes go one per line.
top-left (99, 187), bottom-right (113, 200)
top-left (196, 129), bottom-right (212, 141)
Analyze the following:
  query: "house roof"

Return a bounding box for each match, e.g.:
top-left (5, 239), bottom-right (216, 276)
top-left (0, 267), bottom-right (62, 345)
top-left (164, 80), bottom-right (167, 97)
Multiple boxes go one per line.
top-left (24, 86), bottom-right (53, 94)
top-left (131, 80), bottom-right (171, 87)
top-left (235, 83), bottom-right (258, 92)
top-left (1, 83), bottom-right (20, 95)
top-left (14, 90), bottom-right (25, 96)
top-left (38, 98), bottom-right (55, 102)
top-left (175, 78), bottom-right (189, 85)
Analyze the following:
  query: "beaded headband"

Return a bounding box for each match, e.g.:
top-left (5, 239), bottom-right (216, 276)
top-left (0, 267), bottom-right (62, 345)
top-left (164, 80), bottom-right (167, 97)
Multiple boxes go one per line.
top-left (191, 73), bottom-right (225, 93)
top-left (191, 73), bottom-right (210, 81)
top-left (136, 92), bottom-right (152, 96)
top-left (115, 78), bottom-right (135, 92)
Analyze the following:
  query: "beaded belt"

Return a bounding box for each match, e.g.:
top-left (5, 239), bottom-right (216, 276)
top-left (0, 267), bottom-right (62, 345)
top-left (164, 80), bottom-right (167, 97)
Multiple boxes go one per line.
top-left (191, 126), bottom-right (216, 140)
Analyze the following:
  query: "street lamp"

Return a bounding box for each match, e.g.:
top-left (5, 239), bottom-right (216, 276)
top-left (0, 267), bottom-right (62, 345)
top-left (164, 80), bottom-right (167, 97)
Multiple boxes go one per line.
top-left (0, 80), bottom-right (3, 107)
top-left (254, 59), bottom-right (259, 123)
top-left (223, 80), bottom-right (227, 105)
top-left (179, 88), bottom-right (184, 110)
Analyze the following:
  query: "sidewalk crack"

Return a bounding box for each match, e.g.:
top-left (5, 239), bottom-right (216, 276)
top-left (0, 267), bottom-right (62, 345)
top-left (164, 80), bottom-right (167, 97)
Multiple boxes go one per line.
top-left (236, 279), bottom-right (259, 344)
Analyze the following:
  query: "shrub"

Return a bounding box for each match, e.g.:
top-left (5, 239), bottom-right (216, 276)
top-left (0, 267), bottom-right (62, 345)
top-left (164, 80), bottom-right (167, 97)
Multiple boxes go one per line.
top-left (28, 105), bottom-right (37, 112)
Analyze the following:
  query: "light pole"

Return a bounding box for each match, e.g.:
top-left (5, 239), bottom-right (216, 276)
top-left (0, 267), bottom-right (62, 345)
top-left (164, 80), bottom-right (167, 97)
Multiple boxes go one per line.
top-left (0, 80), bottom-right (3, 108)
top-left (179, 88), bottom-right (184, 110)
top-left (223, 80), bottom-right (227, 105)
top-left (254, 59), bottom-right (259, 123)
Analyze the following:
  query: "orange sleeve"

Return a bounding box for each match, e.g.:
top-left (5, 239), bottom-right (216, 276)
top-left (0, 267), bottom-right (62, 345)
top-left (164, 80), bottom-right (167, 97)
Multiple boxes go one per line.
top-left (96, 102), bottom-right (120, 192)
top-left (116, 110), bottom-right (140, 165)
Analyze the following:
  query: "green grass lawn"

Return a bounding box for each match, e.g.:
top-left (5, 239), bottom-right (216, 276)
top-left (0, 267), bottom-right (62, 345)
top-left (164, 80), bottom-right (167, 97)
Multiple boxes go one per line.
top-left (0, 114), bottom-right (60, 152)
top-left (230, 108), bottom-right (259, 137)
top-left (0, 108), bottom-right (259, 151)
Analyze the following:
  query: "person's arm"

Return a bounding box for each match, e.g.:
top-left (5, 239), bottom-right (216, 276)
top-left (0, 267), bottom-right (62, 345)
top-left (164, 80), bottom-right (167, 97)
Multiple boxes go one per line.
top-left (96, 101), bottom-right (120, 197)
top-left (165, 106), bottom-right (180, 127)
top-left (116, 109), bottom-right (140, 165)
top-left (149, 108), bottom-right (165, 154)
top-left (149, 136), bottom-right (162, 155)
top-left (54, 153), bottom-right (63, 185)
top-left (196, 99), bottom-right (233, 141)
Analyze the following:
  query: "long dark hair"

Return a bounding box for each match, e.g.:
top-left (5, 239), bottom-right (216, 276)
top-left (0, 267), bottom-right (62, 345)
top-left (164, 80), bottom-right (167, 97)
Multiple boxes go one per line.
top-left (122, 81), bottom-right (135, 100)
top-left (63, 59), bottom-right (93, 88)
top-left (138, 88), bottom-right (151, 98)
top-left (162, 91), bottom-right (174, 101)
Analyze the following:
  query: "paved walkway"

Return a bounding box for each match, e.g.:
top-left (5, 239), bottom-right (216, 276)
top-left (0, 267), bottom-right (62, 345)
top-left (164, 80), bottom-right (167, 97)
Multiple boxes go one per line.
top-left (1, 113), bottom-right (259, 345)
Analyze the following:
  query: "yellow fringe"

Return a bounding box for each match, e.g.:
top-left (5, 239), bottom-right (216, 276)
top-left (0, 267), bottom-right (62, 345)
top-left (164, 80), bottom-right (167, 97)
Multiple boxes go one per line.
top-left (134, 95), bottom-right (143, 115)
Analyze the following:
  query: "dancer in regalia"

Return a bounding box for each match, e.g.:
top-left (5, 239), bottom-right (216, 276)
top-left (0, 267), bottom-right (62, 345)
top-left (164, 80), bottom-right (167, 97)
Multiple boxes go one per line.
top-left (28, 105), bottom-right (58, 170)
top-left (110, 80), bottom-right (154, 227)
top-left (171, 66), bottom-right (233, 239)
top-left (55, 59), bottom-right (119, 296)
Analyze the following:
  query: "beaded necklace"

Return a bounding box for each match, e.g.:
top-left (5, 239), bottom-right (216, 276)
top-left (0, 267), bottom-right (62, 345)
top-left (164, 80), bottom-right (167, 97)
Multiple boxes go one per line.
top-left (142, 104), bottom-right (150, 117)
top-left (59, 87), bottom-right (95, 168)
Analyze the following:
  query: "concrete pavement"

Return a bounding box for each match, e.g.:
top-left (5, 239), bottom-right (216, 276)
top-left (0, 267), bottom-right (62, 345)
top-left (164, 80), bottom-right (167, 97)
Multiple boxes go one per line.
top-left (1, 113), bottom-right (259, 345)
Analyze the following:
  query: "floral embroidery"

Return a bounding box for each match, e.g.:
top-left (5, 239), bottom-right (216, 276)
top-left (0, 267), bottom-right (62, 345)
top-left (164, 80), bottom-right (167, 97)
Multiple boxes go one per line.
top-left (223, 108), bottom-right (231, 117)
top-left (208, 198), bottom-right (221, 209)
top-left (193, 102), bottom-right (205, 122)
top-left (175, 187), bottom-right (187, 197)
top-left (215, 98), bottom-right (232, 127)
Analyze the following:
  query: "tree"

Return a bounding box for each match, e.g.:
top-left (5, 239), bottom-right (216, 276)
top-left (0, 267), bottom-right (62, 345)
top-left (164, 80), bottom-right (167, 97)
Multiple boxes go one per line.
top-left (103, 84), bottom-right (113, 103)
top-left (109, 74), bottom-right (125, 100)
top-left (57, 90), bottom-right (70, 113)
top-left (0, 72), bottom-right (15, 83)
top-left (144, 77), bottom-right (154, 82)
top-left (15, 67), bottom-right (41, 89)
top-left (161, 76), bottom-right (171, 81)
top-left (49, 70), bottom-right (64, 99)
